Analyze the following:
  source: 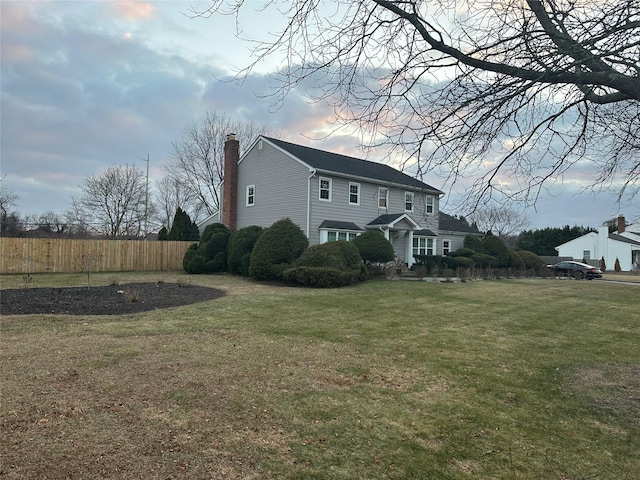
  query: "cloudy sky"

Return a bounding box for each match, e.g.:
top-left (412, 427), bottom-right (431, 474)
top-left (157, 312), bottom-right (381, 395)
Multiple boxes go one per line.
top-left (1, 0), bottom-right (636, 230)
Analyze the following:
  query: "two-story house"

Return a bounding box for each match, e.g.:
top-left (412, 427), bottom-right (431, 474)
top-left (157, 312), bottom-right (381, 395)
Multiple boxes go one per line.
top-left (202, 134), bottom-right (474, 267)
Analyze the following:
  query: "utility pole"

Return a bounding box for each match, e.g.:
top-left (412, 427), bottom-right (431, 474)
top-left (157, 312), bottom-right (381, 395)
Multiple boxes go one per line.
top-left (142, 153), bottom-right (149, 238)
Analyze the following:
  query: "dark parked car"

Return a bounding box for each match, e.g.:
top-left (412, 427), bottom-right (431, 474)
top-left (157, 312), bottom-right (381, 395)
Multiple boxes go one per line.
top-left (550, 261), bottom-right (603, 280)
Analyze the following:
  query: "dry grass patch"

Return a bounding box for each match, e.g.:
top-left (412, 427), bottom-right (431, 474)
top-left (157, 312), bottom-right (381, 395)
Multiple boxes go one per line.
top-left (2, 275), bottom-right (639, 479)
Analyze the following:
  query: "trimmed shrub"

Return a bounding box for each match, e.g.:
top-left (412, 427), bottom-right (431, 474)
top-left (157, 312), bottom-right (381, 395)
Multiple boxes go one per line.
top-left (183, 250), bottom-right (208, 274)
top-left (227, 225), bottom-right (264, 275)
top-left (352, 230), bottom-right (395, 263)
top-left (285, 240), bottom-right (367, 287)
top-left (471, 253), bottom-right (497, 267)
top-left (442, 255), bottom-right (474, 269)
top-left (181, 224), bottom-right (230, 274)
top-left (516, 250), bottom-right (545, 274)
top-left (283, 266), bottom-right (358, 288)
top-left (200, 223), bottom-right (230, 244)
top-left (414, 254), bottom-right (443, 273)
top-left (483, 234), bottom-right (510, 267)
top-left (615, 257), bottom-right (622, 272)
top-left (464, 234), bottom-right (484, 252)
top-left (249, 218), bottom-right (308, 280)
top-left (448, 247), bottom-right (475, 258)
top-left (508, 251), bottom-right (525, 270)
top-left (204, 231), bottom-right (231, 272)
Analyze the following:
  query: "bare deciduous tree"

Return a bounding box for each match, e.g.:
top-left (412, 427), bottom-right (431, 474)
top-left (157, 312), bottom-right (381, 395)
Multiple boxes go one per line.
top-left (154, 176), bottom-right (201, 229)
top-left (468, 205), bottom-right (531, 237)
top-left (0, 174), bottom-right (18, 217)
top-left (68, 165), bottom-right (151, 238)
top-left (196, 0), bottom-right (640, 208)
top-left (164, 111), bottom-right (278, 218)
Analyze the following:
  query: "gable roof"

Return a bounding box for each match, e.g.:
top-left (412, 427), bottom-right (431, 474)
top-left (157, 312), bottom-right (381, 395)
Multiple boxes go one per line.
top-left (439, 212), bottom-right (481, 235)
top-left (263, 137), bottom-right (442, 193)
top-left (367, 213), bottom-right (421, 229)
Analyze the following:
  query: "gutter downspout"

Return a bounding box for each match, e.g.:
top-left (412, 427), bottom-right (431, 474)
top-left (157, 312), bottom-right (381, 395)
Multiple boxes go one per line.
top-left (307, 169), bottom-right (316, 239)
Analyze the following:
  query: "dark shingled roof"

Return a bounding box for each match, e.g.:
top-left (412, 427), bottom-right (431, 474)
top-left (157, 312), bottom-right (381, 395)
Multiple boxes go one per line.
top-left (319, 220), bottom-right (363, 231)
top-left (608, 233), bottom-right (640, 245)
top-left (439, 212), bottom-right (481, 234)
top-left (414, 229), bottom-right (437, 236)
top-left (264, 137), bottom-right (442, 193)
top-left (366, 213), bottom-right (406, 226)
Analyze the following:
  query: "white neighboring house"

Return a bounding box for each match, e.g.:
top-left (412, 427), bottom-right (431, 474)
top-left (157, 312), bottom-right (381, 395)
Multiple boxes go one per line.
top-left (555, 216), bottom-right (640, 271)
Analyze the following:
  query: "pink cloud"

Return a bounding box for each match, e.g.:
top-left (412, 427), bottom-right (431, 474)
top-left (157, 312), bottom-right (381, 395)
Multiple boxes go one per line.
top-left (112, 1), bottom-right (156, 21)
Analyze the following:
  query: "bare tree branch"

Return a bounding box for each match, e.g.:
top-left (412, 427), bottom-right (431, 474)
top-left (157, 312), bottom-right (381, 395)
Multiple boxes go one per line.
top-left (195, 0), bottom-right (640, 209)
top-left (163, 111), bottom-right (278, 219)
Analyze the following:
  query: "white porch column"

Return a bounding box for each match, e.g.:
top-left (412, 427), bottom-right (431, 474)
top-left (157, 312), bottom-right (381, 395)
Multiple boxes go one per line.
top-left (407, 231), bottom-right (414, 267)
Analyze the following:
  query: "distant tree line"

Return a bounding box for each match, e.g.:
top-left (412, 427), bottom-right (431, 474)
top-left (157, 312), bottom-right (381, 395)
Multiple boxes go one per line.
top-left (516, 226), bottom-right (595, 256)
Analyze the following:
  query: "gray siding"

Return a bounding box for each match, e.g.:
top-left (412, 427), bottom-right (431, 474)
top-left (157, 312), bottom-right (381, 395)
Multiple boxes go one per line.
top-left (308, 175), bottom-right (440, 245)
top-left (234, 139), bottom-right (443, 255)
top-left (439, 233), bottom-right (466, 255)
top-left (236, 141), bottom-right (311, 233)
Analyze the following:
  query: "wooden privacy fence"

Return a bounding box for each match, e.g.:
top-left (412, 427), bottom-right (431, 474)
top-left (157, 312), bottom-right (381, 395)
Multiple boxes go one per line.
top-left (0, 238), bottom-right (194, 274)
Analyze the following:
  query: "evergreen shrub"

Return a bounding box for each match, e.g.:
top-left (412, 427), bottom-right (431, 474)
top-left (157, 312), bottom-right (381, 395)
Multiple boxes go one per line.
top-left (227, 226), bottom-right (263, 276)
top-left (352, 230), bottom-right (395, 263)
top-left (249, 218), bottom-right (308, 280)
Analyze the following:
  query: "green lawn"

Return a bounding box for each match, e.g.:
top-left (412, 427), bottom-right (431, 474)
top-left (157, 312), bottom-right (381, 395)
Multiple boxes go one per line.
top-left (1, 273), bottom-right (638, 479)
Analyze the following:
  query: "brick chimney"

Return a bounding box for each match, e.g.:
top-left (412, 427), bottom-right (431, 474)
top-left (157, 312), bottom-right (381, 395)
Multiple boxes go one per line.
top-left (222, 133), bottom-right (239, 231)
top-left (618, 214), bottom-right (625, 234)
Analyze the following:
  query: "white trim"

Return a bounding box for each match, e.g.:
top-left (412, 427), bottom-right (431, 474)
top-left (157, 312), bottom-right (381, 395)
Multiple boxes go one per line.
top-left (319, 176), bottom-right (332, 202)
top-left (349, 182), bottom-right (360, 205)
top-left (442, 239), bottom-right (451, 256)
top-left (378, 187), bottom-right (388, 209)
top-left (404, 191), bottom-right (414, 212)
top-left (245, 184), bottom-right (255, 206)
top-left (425, 196), bottom-right (434, 214)
top-left (319, 228), bottom-right (361, 243)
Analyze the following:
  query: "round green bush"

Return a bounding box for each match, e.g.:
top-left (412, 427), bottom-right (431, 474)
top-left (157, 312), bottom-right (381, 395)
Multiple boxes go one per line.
top-left (286, 240), bottom-right (367, 287)
top-left (482, 234), bottom-right (510, 267)
top-left (352, 230), bottom-right (394, 264)
top-left (200, 223), bottom-right (230, 244)
top-left (508, 250), bottom-right (525, 270)
top-left (249, 218), bottom-right (308, 280)
top-left (203, 231), bottom-right (231, 272)
top-left (183, 250), bottom-right (208, 274)
top-left (464, 234), bottom-right (485, 252)
top-left (516, 250), bottom-right (545, 273)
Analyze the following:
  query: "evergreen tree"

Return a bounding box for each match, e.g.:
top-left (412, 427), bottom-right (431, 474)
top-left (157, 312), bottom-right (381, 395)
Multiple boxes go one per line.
top-left (157, 226), bottom-right (168, 241)
top-left (517, 226), bottom-right (594, 256)
top-left (168, 208), bottom-right (200, 241)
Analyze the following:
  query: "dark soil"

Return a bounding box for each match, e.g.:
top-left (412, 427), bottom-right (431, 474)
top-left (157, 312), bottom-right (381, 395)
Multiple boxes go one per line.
top-left (0, 282), bottom-right (225, 316)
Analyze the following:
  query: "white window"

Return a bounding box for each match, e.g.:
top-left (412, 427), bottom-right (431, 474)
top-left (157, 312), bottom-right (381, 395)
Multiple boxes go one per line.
top-left (443, 239), bottom-right (451, 256)
top-left (405, 192), bottom-right (414, 212)
top-left (583, 250), bottom-right (591, 261)
top-left (246, 185), bottom-right (255, 206)
top-left (349, 182), bottom-right (360, 205)
top-left (378, 187), bottom-right (388, 208)
top-left (425, 196), bottom-right (434, 214)
top-left (325, 231), bottom-right (359, 242)
top-left (319, 177), bottom-right (332, 201)
top-left (413, 237), bottom-right (434, 257)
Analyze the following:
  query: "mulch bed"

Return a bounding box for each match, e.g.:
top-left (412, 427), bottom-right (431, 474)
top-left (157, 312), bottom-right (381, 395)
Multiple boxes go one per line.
top-left (0, 282), bottom-right (225, 316)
